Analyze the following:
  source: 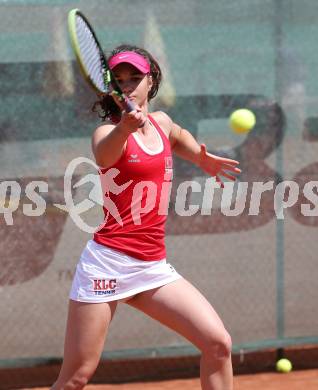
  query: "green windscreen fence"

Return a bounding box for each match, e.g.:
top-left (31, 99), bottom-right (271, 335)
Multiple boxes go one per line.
top-left (1, 0), bottom-right (318, 368)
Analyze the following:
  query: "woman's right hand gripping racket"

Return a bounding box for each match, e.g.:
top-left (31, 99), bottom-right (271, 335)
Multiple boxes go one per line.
top-left (67, 8), bottom-right (134, 112)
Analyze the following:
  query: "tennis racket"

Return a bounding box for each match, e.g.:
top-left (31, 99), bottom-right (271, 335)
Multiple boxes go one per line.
top-left (67, 8), bottom-right (134, 112)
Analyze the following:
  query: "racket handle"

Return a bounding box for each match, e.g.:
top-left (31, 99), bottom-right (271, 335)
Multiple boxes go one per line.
top-left (122, 97), bottom-right (135, 113)
top-left (123, 96), bottom-right (146, 127)
top-left (111, 91), bottom-right (135, 112)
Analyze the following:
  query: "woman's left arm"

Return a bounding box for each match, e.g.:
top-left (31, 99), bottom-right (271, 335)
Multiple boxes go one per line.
top-left (169, 120), bottom-right (241, 187)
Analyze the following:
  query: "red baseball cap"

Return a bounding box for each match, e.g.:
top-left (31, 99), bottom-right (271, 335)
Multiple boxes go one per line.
top-left (108, 51), bottom-right (150, 74)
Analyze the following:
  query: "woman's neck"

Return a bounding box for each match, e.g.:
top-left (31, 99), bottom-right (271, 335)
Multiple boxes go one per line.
top-left (137, 102), bottom-right (150, 135)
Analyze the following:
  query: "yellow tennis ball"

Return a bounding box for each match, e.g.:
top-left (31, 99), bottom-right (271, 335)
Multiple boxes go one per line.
top-left (229, 108), bottom-right (256, 134)
top-left (276, 358), bottom-right (292, 373)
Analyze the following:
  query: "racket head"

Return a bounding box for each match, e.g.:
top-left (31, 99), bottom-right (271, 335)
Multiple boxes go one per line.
top-left (68, 8), bottom-right (108, 94)
top-left (68, 9), bottom-right (134, 112)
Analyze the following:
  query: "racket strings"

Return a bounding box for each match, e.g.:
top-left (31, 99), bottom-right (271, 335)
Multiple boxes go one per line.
top-left (76, 15), bottom-right (105, 92)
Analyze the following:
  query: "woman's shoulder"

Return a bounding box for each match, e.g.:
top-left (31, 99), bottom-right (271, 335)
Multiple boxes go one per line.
top-left (91, 120), bottom-right (117, 154)
top-left (92, 120), bottom-right (115, 138)
top-left (149, 111), bottom-right (173, 136)
top-left (150, 110), bottom-right (172, 124)
top-left (94, 119), bottom-right (115, 131)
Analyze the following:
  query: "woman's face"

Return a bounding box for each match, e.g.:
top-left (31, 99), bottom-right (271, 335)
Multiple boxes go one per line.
top-left (112, 62), bottom-right (152, 107)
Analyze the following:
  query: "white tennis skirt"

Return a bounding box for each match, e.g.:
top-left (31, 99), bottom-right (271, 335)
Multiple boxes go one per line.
top-left (69, 240), bottom-right (182, 303)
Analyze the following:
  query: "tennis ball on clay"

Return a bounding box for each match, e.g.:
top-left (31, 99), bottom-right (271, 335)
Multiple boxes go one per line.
top-left (229, 108), bottom-right (256, 134)
top-left (276, 358), bottom-right (292, 373)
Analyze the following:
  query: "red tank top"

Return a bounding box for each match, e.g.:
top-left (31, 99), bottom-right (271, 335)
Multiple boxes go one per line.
top-left (93, 114), bottom-right (173, 261)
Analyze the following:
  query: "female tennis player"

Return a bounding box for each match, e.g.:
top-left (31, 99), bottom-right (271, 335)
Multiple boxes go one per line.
top-left (52, 44), bottom-right (241, 390)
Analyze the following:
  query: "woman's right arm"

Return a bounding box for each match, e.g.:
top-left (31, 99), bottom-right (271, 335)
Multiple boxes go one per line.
top-left (92, 123), bottom-right (130, 168)
top-left (92, 109), bottom-right (146, 168)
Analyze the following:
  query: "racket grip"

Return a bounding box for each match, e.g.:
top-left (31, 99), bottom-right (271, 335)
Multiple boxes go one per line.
top-left (122, 97), bottom-right (135, 113)
top-left (123, 96), bottom-right (146, 127)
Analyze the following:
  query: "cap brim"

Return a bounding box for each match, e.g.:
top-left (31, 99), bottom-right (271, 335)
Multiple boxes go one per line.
top-left (109, 52), bottom-right (150, 74)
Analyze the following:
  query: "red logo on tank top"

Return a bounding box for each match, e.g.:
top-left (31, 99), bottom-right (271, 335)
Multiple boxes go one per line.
top-left (165, 156), bottom-right (173, 171)
top-left (128, 154), bottom-right (141, 163)
top-left (164, 156), bottom-right (173, 180)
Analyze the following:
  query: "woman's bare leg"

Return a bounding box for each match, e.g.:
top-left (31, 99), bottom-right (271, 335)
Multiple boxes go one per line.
top-left (51, 299), bottom-right (117, 390)
top-left (127, 278), bottom-right (232, 390)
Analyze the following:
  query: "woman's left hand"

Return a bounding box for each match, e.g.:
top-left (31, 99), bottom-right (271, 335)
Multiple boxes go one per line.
top-left (198, 144), bottom-right (241, 188)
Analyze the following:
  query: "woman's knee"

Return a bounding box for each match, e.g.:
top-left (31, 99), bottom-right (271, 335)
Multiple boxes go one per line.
top-left (201, 328), bottom-right (232, 360)
top-left (69, 370), bottom-right (90, 389)
top-left (217, 330), bottom-right (232, 359)
top-left (53, 365), bottom-right (95, 390)
top-left (61, 374), bottom-right (88, 390)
